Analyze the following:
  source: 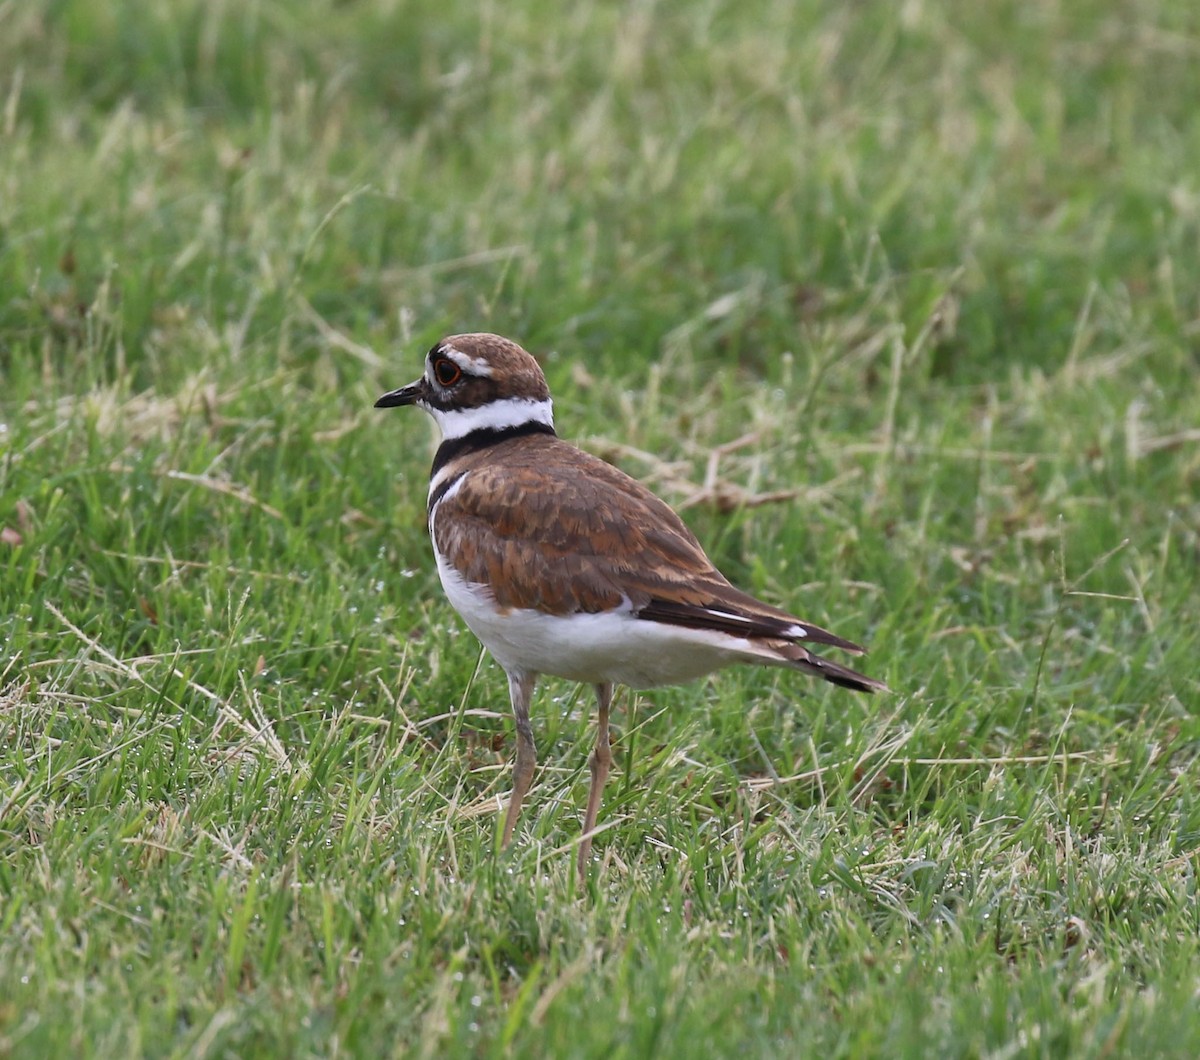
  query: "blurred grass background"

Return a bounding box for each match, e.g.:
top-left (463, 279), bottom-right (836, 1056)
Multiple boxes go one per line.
top-left (2, 0), bottom-right (1199, 1056)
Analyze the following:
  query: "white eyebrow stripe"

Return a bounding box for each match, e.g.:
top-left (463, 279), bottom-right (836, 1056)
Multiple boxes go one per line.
top-left (441, 344), bottom-right (494, 377)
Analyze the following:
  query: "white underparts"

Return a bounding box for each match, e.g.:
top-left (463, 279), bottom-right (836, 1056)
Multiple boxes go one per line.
top-left (432, 542), bottom-right (792, 688)
top-left (428, 396), bottom-right (554, 441)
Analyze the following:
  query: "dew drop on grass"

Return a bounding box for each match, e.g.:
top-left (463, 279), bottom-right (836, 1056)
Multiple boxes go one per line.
top-left (470, 995), bottom-right (482, 1008)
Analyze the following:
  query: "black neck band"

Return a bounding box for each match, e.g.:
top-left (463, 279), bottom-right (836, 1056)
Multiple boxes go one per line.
top-left (429, 421), bottom-right (556, 480)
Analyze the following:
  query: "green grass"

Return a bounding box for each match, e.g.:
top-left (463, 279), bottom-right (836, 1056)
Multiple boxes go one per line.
top-left (2, 0), bottom-right (1199, 1055)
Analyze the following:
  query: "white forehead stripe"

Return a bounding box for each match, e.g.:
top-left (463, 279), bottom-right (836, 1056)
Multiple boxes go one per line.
top-left (441, 344), bottom-right (494, 377)
top-left (429, 396), bottom-right (554, 441)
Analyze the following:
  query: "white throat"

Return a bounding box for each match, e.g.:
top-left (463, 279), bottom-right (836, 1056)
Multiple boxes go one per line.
top-left (428, 396), bottom-right (554, 441)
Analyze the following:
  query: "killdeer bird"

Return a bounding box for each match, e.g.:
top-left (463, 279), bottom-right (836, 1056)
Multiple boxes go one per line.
top-left (376, 333), bottom-right (887, 881)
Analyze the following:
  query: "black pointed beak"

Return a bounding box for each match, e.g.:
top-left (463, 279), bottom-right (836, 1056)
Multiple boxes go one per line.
top-left (374, 379), bottom-right (424, 408)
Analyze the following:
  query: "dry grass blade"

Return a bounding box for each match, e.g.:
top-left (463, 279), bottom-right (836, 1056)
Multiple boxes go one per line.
top-left (162, 470), bottom-right (285, 520)
top-left (44, 601), bottom-right (300, 774)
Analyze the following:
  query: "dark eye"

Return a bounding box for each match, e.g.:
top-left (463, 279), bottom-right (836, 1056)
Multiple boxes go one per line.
top-left (433, 358), bottom-right (462, 387)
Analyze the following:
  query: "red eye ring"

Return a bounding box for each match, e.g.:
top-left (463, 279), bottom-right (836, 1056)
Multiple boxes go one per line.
top-left (433, 358), bottom-right (462, 387)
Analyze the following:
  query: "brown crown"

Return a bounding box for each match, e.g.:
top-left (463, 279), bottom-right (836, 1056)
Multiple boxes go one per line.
top-left (433, 333), bottom-right (552, 404)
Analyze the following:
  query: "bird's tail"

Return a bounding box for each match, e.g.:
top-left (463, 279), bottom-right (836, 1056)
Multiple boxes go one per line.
top-left (781, 645), bottom-right (889, 694)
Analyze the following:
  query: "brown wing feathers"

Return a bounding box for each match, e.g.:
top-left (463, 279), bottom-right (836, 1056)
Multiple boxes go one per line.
top-left (635, 596), bottom-right (866, 654)
top-left (431, 433), bottom-right (880, 676)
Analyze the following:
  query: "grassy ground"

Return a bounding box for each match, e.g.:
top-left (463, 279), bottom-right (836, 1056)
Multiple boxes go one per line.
top-left (2, 0), bottom-right (1199, 1055)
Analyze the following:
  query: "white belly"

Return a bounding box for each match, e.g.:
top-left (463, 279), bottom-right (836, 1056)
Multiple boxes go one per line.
top-left (433, 544), bottom-right (779, 687)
